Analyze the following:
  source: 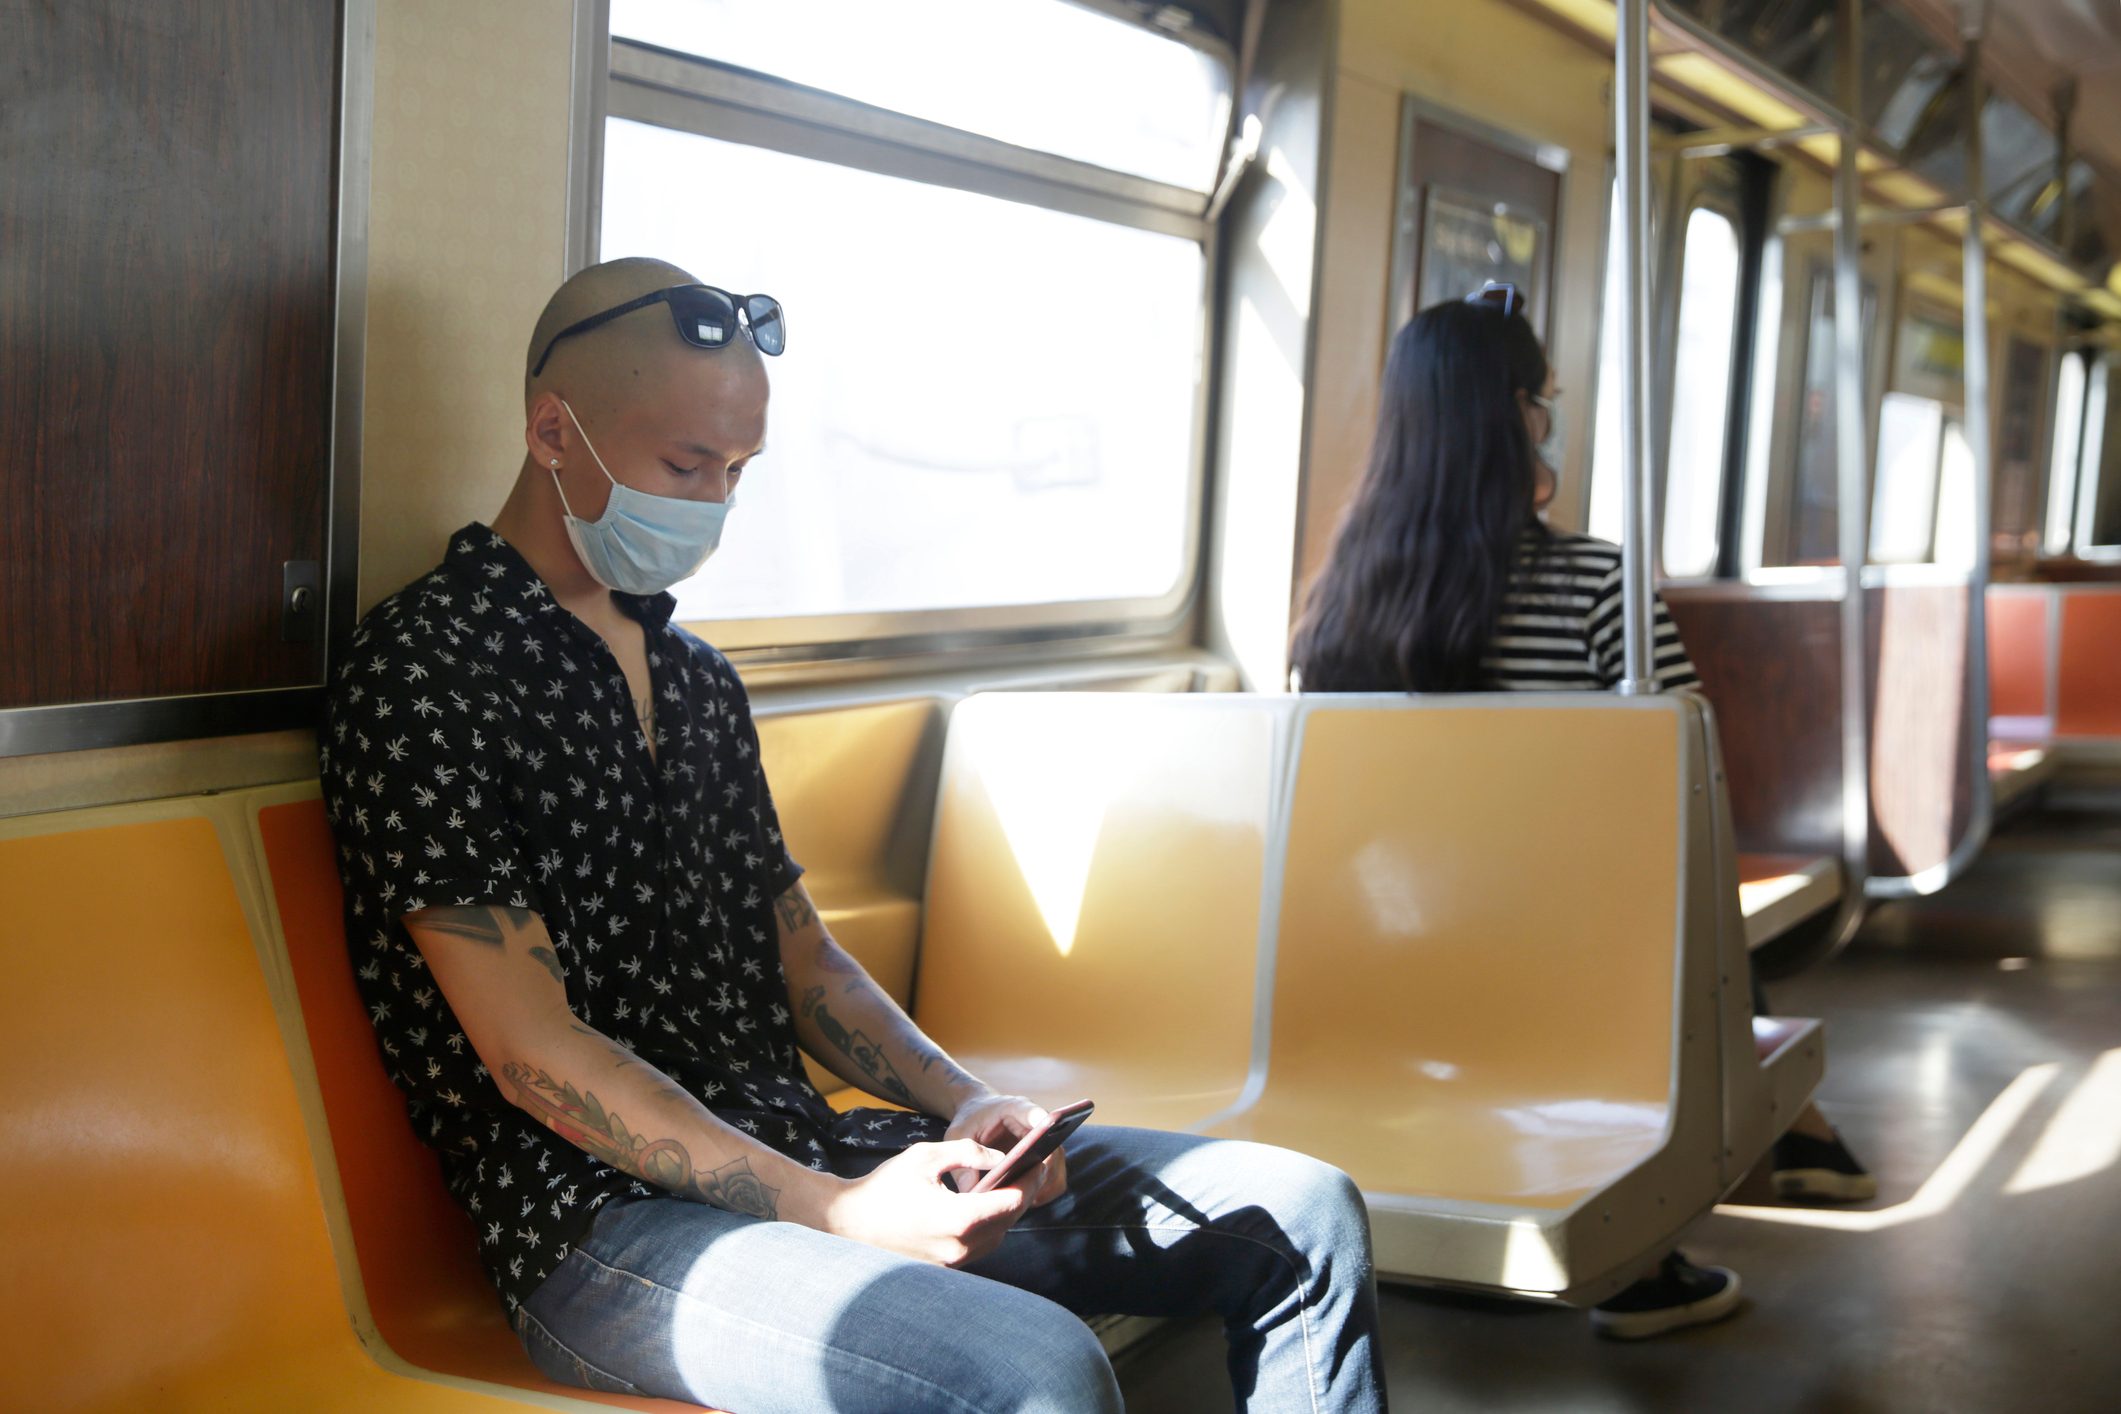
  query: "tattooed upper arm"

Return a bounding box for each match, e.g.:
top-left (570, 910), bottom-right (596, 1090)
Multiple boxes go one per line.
top-left (404, 905), bottom-right (573, 1061)
top-left (773, 887), bottom-right (818, 935)
top-left (407, 904), bottom-right (534, 949)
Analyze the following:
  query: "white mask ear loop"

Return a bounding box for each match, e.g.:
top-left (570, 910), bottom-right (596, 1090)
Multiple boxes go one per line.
top-left (548, 399), bottom-right (619, 519)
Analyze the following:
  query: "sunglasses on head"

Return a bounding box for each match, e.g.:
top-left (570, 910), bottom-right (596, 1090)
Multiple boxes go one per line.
top-left (1465, 280), bottom-right (1527, 319)
top-left (531, 283), bottom-right (786, 377)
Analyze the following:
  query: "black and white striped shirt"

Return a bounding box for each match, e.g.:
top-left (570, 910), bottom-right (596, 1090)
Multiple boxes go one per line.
top-left (1481, 529), bottom-right (1699, 692)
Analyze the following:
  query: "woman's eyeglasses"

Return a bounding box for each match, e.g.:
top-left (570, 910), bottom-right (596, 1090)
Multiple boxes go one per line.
top-left (1464, 280), bottom-right (1527, 319)
top-left (532, 284), bottom-right (786, 377)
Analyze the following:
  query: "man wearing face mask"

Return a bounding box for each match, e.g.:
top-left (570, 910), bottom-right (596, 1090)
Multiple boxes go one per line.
top-left (320, 258), bottom-right (1385, 1413)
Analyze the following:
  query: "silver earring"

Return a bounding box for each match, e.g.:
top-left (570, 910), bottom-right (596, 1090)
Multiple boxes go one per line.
top-left (550, 458), bottom-right (560, 468)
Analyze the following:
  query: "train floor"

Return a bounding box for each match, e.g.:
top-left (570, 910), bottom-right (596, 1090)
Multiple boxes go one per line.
top-left (1115, 787), bottom-right (2121, 1414)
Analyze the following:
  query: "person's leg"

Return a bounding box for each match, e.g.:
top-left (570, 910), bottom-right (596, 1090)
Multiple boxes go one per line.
top-left (1757, 977), bottom-right (1877, 1200)
top-left (964, 1125), bottom-right (1386, 1414)
top-left (516, 1195), bottom-right (1121, 1414)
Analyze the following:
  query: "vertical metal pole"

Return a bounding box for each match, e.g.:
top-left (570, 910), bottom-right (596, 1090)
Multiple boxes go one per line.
top-left (2054, 78), bottom-right (2078, 257)
top-left (1959, 3), bottom-right (1997, 860)
top-left (1616, 0), bottom-right (1658, 693)
top-left (1832, 0), bottom-right (1873, 900)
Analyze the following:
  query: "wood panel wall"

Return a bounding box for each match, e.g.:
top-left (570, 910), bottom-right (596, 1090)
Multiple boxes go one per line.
top-left (1866, 582), bottom-right (1975, 877)
top-left (0, 0), bottom-right (339, 710)
top-left (1664, 589), bottom-right (1846, 859)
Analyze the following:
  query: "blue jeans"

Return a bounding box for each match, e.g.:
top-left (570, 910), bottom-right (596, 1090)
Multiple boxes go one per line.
top-left (514, 1124), bottom-right (1387, 1413)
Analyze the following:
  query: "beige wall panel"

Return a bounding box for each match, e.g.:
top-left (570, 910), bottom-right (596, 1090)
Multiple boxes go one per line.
top-left (1298, 70), bottom-right (1401, 595)
top-left (358, 0), bottom-right (574, 610)
top-left (1306, 0), bottom-right (1616, 549)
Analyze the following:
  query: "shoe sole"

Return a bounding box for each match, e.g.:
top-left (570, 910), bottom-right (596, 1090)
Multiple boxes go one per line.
top-left (1774, 1168), bottom-right (1879, 1203)
top-left (1590, 1272), bottom-right (1743, 1341)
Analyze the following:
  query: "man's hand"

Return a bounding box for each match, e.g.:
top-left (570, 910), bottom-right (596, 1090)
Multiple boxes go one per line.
top-left (809, 1140), bottom-right (1032, 1266)
top-left (945, 1092), bottom-right (1069, 1208)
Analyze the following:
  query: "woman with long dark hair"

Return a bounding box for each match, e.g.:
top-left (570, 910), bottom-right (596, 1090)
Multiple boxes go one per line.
top-left (1291, 295), bottom-right (1696, 695)
top-left (1291, 289), bottom-right (1871, 1339)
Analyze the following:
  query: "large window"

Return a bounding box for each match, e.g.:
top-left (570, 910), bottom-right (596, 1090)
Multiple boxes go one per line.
top-left (2077, 356), bottom-right (2120, 555)
top-left (1662, 207), bottom-right (1744, 577)
top-left (1774, 264), bottom-right (1879, 567)
top-left (596, 1), bottom-right (1223, 642)
top-left (1868, 392), bottom-right (1945, 564)
top-left (1587, 194), bottom-right (1745, 574)
top-left (2045, 352), bottom-right (2088, 554)
top-left (600, 121), bottom-right (1204, 622)
top-left (611, 0), bottom-right (1230, 191)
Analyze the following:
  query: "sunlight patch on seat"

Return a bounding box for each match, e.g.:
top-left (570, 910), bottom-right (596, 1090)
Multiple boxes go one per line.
top-left (976, 731), bottom-right (1112, 957)
top-left (1499, 1215), bottom-right (1568, 1292)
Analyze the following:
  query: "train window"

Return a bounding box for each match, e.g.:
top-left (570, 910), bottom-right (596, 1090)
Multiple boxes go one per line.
top-left (1772, 264), bottom-right (1880, 567)
top-left (1662, 206), bottom-right (1745, 577)
top-left (2077, 356), bottom-right (2121, 554)
top-left (1932, 416), bottom-right (1977, 570)
top-left (609, 0), bottom-right (1231, 192)
top-left (599, 120), bottom-right (1204, 624)
top-left (1993, 337), bottom-right (2054, 560)
top-left (1586, 186), bottom-right (1627, 546)
top-left (2044, 352), bottom-right (2087, 554)
top-left (591, 2), bottom-right (1222, 649)
top-left (1870, 392), bottom-right (1946, 564)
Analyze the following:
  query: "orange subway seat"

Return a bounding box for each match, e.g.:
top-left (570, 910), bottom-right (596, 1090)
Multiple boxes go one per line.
top-left (257, 795), bottom-right (709, 1413)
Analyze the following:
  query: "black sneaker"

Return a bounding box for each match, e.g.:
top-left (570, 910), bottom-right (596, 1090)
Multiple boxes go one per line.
top-left (1774, 1130), bottom-right (1878, 1203)
top-left (1590, 1252), bottom-right (1742, 1340)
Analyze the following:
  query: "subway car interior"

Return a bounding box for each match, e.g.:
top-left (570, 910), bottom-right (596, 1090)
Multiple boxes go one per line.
top-left (6, 0), bottom-right (2121, 1410)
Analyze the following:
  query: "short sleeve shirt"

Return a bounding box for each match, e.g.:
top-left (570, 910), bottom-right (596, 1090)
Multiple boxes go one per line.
top-left (319, 524), bottom-right (940, 1315)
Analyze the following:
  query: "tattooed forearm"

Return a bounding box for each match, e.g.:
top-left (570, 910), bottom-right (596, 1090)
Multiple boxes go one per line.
top-left (916, 1046), bottom-right (981, 1092)
top-left (566, 1021), bottom-right (693, 1104)
top-left (774, 888), bottom-right (818, 934)
top-left (813, 935), bottom-right (865, 976)
top-left (798, 985), bottom-right (915, 1105)
top-left (502, 1062), bottom-right (779, 1219)
top-left (414, 905), bottom-right (534, 948)
top-left (528, 945), bottom-right (566, 984)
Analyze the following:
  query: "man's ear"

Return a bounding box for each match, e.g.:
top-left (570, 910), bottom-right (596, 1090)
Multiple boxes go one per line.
top-left (525, 392), bottom-right (568, 468)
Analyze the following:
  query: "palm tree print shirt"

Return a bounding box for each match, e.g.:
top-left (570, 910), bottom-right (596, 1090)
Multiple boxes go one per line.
top-left (319, 525), bottom-right (941, 1315)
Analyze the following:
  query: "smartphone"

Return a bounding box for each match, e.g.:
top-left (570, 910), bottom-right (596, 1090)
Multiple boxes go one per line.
top-left (967, 1099), bottom-right (1095, 1194)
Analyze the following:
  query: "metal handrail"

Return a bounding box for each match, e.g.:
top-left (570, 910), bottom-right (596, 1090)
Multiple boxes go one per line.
top-left (1638, 0), bottom-right (2012, 912)
top-left (1825, 0), bottom-right (1874, 947)
top-left (1616, 0), bottom-right (1659, 693)
top-left (1869, 1), bottom-right (1998, 898)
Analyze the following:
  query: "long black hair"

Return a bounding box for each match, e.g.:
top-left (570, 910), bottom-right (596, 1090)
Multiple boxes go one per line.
top-left (1290, 299), bottom-right (1550, 693)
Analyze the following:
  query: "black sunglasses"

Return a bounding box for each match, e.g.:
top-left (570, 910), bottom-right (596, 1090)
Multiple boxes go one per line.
top-left (1465, 280), bottom-right (1527, 319)
top-left (531, 283), bottom-right (786, 377)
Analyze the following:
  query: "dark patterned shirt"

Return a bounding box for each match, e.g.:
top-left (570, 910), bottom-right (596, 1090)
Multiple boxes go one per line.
top-left (320, 524), bottom-right (939, 1314)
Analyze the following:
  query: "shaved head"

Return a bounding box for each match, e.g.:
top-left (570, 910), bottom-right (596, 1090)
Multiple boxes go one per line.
top-left (525, 255), bottom-right (766, 418)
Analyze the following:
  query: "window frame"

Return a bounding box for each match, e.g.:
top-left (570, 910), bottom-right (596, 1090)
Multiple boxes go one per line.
top-left (575, 26), bottom-right (1223, 668)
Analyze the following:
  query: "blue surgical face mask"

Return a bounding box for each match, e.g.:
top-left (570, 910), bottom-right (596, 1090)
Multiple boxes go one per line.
top-left (550, 399), bottom-right (732, 595)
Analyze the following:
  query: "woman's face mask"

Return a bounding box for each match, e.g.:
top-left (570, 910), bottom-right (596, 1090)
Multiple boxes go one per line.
top-left (549, 399), bottom-right (733, 595)
top-left (1523, 388), bottom-right (1562, 512)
